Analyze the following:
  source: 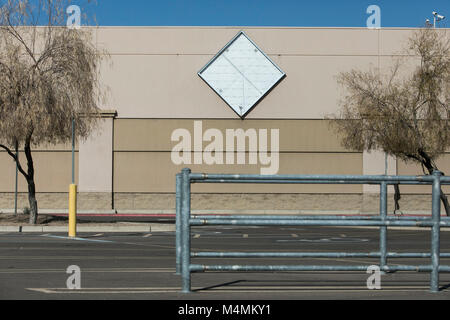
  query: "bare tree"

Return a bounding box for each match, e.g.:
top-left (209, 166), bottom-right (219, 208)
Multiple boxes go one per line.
top-left (329, 28), bottom-right (450, 216)
top-left (0, 0), bottom-right (106, 224)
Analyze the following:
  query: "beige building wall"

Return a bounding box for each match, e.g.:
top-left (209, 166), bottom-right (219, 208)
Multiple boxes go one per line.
top-left (363, 151), bottom-right (397, 194)
top-left (1, 27), bottom-right (448, 212)
top-left (78, 112), bottom-right (116, 193)
top-left (0, 144), bottom-right (78, 193)
top-left (97, 27), bottom-right (384, 119)
top-left (113, 119), bottom-right (363, 194)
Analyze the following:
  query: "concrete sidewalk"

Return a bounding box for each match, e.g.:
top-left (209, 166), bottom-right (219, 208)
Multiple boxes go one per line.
top-left (0, 223), bottom-right (175, 233)
top-left (0, 208), bottom-right (440, 215)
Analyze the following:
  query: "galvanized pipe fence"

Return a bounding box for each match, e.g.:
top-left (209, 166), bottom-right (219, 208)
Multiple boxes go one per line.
top-left (175, 168), bottom-right (450, 293)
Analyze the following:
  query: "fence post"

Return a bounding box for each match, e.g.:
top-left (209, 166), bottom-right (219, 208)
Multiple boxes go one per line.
top-left (175, 173), bottom-right (182, 275)
top-left (380, 181), bottom-right (388, 273)
top-left (431, 170), bottom-right (442, 293)
top-left (181, 168), bottom-right (192, 293)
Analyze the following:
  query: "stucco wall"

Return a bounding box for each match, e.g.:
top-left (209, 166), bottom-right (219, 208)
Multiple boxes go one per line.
top-left (0, 27), bottom-right (448, 211)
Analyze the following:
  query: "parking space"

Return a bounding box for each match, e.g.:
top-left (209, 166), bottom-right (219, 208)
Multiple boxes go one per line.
top-left (0, 226), bottom-right (450, 299)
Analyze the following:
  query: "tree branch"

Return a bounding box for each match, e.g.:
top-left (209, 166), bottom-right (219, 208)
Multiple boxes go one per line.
top-left (0, 143), bottom-right (28, 179)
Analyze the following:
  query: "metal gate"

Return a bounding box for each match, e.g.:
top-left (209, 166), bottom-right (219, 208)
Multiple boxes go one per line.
top-left (176, 168), bottom-right (450, 293)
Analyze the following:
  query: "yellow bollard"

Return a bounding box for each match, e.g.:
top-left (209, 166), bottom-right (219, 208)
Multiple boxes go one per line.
top-left (69, 184), bottom-right (77, 238)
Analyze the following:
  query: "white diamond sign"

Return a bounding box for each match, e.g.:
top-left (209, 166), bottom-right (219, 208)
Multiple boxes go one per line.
top-left (198, 31), bottom-right (286, 118)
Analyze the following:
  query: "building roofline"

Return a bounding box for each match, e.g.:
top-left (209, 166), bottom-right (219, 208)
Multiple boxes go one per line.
top-left (90, 26), bottom-right (449, 30)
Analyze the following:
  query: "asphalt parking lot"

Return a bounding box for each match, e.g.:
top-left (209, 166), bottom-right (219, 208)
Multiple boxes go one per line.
top-left (0, 226), bottom-right (450, 300)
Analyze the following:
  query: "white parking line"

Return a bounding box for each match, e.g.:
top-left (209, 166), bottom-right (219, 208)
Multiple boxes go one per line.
top-left (0, 256), bottom-right (175, 260)
top-left (0, 268), bottom-right (176, 274)
top-left (41, 234), bottom-right (114, 243)
top-left (26, 285), bottom-right (434, 294)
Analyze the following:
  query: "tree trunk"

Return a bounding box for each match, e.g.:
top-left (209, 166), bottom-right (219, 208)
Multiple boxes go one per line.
top-left (0, 138), bottom-right (39, 224)
top-left (426, 175), bottom-right (450, 217)
top-left (441, 192), bottom-right (450, 217)
top-left (394, 184), bottom-right (402, 214)
top-left (420, 154), bottom-right (450, 217)
top-left (24, 138), bottom-right (38, 225)
top-left (27, 177), bottom-right (38, 225)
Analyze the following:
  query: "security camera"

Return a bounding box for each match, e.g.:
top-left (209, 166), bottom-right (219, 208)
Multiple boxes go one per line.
top-left (433, 12), bottom-right (445, 20)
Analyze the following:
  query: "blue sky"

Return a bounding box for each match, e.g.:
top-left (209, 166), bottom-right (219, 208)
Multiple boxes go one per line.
top-left (81, 0), bottom-right (449, 28)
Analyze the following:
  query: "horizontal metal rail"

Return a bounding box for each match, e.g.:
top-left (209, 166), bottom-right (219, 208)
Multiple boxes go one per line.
top-left (192, 179), bottom-right (450, 185)
top-left (189, 219), bottom-right (450, 227)
top-left (190, 265), bottom-right (450, 273)
top-left (176, 169), bottom-right (450, 293)
top-left (192, 215), bottom-right (450, 221)
top-left (190, 173), bottom-right (450, 183)
top-left (191, 252), bottom-right (450, 258)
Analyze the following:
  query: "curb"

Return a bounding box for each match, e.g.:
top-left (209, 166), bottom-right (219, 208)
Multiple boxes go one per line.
top-left (0, 224), bottom-right (175, 233)
top-left (0, 209), bottom-right (440, 216)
